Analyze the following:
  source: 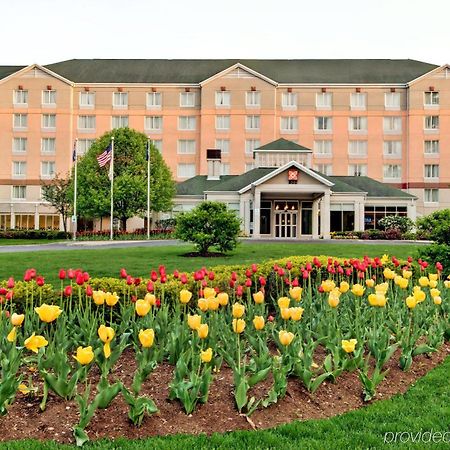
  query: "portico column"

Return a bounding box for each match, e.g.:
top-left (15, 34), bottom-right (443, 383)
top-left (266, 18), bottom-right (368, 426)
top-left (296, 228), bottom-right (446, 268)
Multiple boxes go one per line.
top-left (253, 189), bottom-right (261, 238)
top-left (34, 204), bottom-right (39, 230)
top-left (407, 202), bottom-right (416, 222)
top-left (358, 201), bottom-right (365, 231)
top-left (312, 198), bottom-right (319, 239)
top-left (10, 204), bottom-right (15, 229)
top-left (320, 192), bottom-right (331, 239)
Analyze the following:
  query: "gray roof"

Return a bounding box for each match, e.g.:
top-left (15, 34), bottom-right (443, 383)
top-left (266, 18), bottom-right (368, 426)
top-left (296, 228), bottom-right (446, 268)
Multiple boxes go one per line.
top-left (0, 66), bottom-right (25, 80)
top-left (256, 138), bottom-right (311, 152)
top-left (42, 59), bottom-right (438, 84)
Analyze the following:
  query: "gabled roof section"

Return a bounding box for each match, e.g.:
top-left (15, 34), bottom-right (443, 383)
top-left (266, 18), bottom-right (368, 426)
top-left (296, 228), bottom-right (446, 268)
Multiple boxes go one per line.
top-left (176, 175), bottom-right (235, 196)
top-left (207, 168), bottom-right (274, 193)
top-left (407, 64), bottom-right (450, 86)
top-left (200, 63), bottom-right (278, 86)
top-left (255, 138), bottom-right (312, 152)
top-left (0, 66), bottom-right (25, 81)
top-left (0, 64), bottom-right (74, 86)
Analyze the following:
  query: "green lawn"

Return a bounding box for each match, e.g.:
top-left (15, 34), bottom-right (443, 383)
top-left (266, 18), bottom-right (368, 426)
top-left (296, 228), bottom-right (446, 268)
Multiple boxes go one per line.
top-left (1, 355), bottom-right (448, 449)
top-left (0, 239), bottom-right (63, 246)
top-left (0, 242), bottom-right (420, 285)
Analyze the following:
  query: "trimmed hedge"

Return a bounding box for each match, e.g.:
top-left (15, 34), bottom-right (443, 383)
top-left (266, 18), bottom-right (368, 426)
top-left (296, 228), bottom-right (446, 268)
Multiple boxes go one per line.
top-left (0, 230), bottom-right (69, 240)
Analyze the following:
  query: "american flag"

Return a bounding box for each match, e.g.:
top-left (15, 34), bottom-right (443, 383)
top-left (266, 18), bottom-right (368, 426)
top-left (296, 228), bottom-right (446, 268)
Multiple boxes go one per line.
top-left (97, 143), bottom-right (112, 167)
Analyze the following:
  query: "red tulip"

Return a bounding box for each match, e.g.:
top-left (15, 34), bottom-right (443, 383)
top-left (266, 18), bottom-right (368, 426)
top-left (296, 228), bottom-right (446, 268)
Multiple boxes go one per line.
top-left (6, 291), bottom-right (13, 301)
top-left (173, 269), bottom-right (179, 279)
top-left (126, 275), bottom-right (134, 286)
top-left (86, 285), bottom-right (93, 297)
top-left (292, 278), bottom-right (299, 287)
top-left (36, 276), bottom-right (45, 287)
top-left (251, 263), bottom-right (258, 274)
top-left (59, 269), bottom-right (66, 280)
top-left (236, 285), bottom-right (243, 297)
top-left (286, 261), bottom-right (293, 270)
top-left (208, 271), bottom-right (215, 281)
top-left (76, 272), bottom-right (85, 286)
top-left (120, 268), bottom-right (128, 279)
top-left (0, 287), bottom-right (7, 295)
top-left (155, 298), bottom-right (161, 307)
top-left (134, 277), bottom-right (141, 286)
top-left (7, 277), bottom-right (14, 289)
top-left (436, 262), bottom-right (443, 272)
top-left (146, 281), bottom-right (154, 292)
top-left (407, 256), bottom-right (413, 263)
top-left (67, 269), bottom-right (75, 279)
top-left (302, 270), bottom-right (309, 279)
top-left (259, 276), bottom-right (266, 286)
top-left (277, 267), bottom-right (284, 277)
top-left (245, 269), bottom-right (252, 278)
top-left (29, 268), bottom-right (36, 279)
top-left (318, 285), bottom-right (324, 293)
top-left (23, 271), bottom-right (32, 282)
top-left (83, 272), bottom-right (90, 282)
top-left (305, 262), bottom-right (312, 272)
top-left (231, 272), bottom-right (238, 282)
top-left (64, 285), bottom-right (73, 297)
top-left (4, 310), bottom-right (10, 318)
top-left (201, 279), bottom-right (207, 288)
top-left (245, 278), bottom-right (252, 288)
top-left (345, 268), bottom-right (352, 277)
top-left (180, 273), bottom-right (188, 284)
top-left (150, 271), bottom-right (158, 282)
top-left (158, 265), bottom-right (166, 276)
top-left (160, 275), bottom-right (167, 284)
top-left (229, 280), bottom-right (236, 288)
top-left (268, 315), bottom-right (274, 322)
top-left (131, 295), bottom-right (137, 303)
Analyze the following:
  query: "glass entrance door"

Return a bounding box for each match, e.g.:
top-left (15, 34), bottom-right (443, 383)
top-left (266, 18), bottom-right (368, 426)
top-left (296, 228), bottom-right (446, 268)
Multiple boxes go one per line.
top-left (274, 211), bottom-right (298, 238)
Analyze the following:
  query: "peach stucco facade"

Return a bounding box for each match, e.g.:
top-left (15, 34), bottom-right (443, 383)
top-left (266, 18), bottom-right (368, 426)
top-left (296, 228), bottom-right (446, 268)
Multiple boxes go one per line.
top-left (0, 60), bottom-right (449, 230)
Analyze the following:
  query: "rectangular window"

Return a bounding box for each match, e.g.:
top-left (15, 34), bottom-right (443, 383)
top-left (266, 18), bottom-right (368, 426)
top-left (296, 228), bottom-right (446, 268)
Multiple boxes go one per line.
top-left (314, 163), bottom-right (333, 175)
top-left (79, 91), bottom-right (95, 108)
top-left (42, 90), bottom-right (56, 105)
top-left (215, 91), bottom-right (231, 107)
top-left (147, 92), bottom-right (162, 108)
top-left (383, 141), bottom-right (402, 158)
top-left (281, 116), bottom-right (298, 132)
top-left (41, 137), bottom-right (56, 154)
top-left (221, 163), bottom-right (230, 175)
top-left (424, 116), bottom-right (439, 130)
top-left (77, 139), bottom-right (95, 156)
top-left (424, 164), bottom-right (439, 179)
top-left (349, 116), bottom-right (367, 132)
top-left (177, 163), bottom-right (196, 178)
top-left (348, 163), bottom-right (367, 176)
top-left (78, 115), bottom-right (96, 130)
top-left (246, 91), bottom-right (261, 107)
top-left (111, 115), bottom-right (129, 128)
top-left (246, 115), bottom-right (260, 130)
top-left (385, 92), bottom-right (401, 109)
top-left (12, 161), bottom-right (26, 178)
top-left (383, 116), bottom-right (402, 133)
top-left (424, 140), bottom-right (439, 155)
top-left (316, 92), bottom-right (332, 109)
top-left (14, 90), bottom-right (28, 105)
top-left (12, 186), bottom-right (26, 200)
top-left (424, 188), bottom-right (439, 203)
top-left (150, 139), bottom-right (163, 152)
top-left (424, 91), bottom-right (439, 106)
top-left (313, 140), bottom-right (332, 157)
top-left (245, 162), bottom-right (255, 172)
top-left (245, 139), bottom-right (260, 154)
top-left (216, 115), bottom-right (230, 130)
top-left (13, 113), bottom-right (27, 129)
top-left (348, 141), bottom-right (368, 157)
top-left (177, 139), bottom-right (196, 154)
top-left (39, 214), bottom-right (60, 230)
top-left (42, 114), bottom-right (56, 129)
top-left (215, 139), bottom-right (230, 154)
top-left (178, 116), bottom-right (196, 130)
top-left (145, 116), bottom-right (162, 131)
top-left (13, 137), bottom-right (27, 153)
top-left (282, 92), bottom-right (297, 109)
top-left (180, 92), bottom-right (195, 107)
top-left (113, 92), bottom-right (128, 108)
top-left (383, 164), bottom-right (401, 179)
top-left (315, 116), bottom-right (332, 131)
top-left (41, 161), bottom-right (56, 178)
top-left (350, 93), bottom-right (367, 109)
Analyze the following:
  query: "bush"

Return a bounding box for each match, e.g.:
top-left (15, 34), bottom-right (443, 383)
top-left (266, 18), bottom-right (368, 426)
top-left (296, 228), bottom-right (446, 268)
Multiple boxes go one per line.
top-left (76, 229), bottom-right (173, 240)
top-left (416, 209), bottom-right (450, 244)
top-left (416, 244), bottom-right (450, 278)
top-left (175, 201), bottom-right (241, 255)
top-left (378, 216), bottom-right (414, 234)
top-left (0, 230), bottom-right (70, 240)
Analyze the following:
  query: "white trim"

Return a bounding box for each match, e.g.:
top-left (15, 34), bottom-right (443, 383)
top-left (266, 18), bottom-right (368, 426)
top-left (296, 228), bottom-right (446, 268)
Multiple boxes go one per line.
top-left (406, 64), bottom-right (449, 86)
top-left (0, 64), bottom-right (74, 86)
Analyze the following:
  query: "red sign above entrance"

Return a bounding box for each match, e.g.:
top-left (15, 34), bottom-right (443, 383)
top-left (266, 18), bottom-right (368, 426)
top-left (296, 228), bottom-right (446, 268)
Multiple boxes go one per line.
top-left (288, 169), bottom-right (299, 181)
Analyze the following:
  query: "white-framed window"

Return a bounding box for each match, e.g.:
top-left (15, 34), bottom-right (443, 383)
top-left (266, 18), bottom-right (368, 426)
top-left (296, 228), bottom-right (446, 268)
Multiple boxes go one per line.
top-left (13, 137), bottom-right (27, 153)
top-left (221, 163), bottom-right (230, 175)
top-left (77, 139), bottom-right (95, 156)
top-left (348, 140), bottom-right (368, 157)
top-left (12, 185), bottom-right (26, 200)
top-left (145, 116), bottom-right (162, 131)
top-left (281, 116), bottom-right (298, 132)
top-left (245, 139), bottom-right (260, 154)
top-left (424, 92), bottom-right (439, 107)
top-left (245, 162), bottom-right (255, 172)
top-left (314, 163), bottom-right (333, 175)
top-left (424, 140), bottom-right (439, 155)
top-left (177, 139), bottom-right (196, 154)
top-left (316, 92), bottom-right (332, 109)
top-left (111, 115), bottom-right (129, 129)
top-left (282, 92), bottom-right (297, 109)
top-left (146, 92), bottom-right (162, 108)
top-left (113, 92), bottom-right (128, 108)
top-left (315, 116), bottom-right (332, 131)
top-left (215, 139), bottom-right (230, 154)
top-left (246, 91), bottom-right (261, 107)
top-left (383, 164), bottom-right (401, 179)
top-left (13, 113), bottom-right (27, 129)
top-left (313, 140), bottom-right (332, 157)
top-left (246, 115), bottom-right (260, 130)
top-left (216, 115), bottom-right (230, 130)
top-left (383, 141), bottom-right (402, 158)
top-left (424, 116), bottom-right (439, 130)
top-left (348, 163), bottom-right (367, 176)
top-left (424, 188), bottom-right (439, 203)
top-left (78, 115), bottom-right (96, 131)
top-left (12, 161), bottom-right (26, 178)
top-left (424, 164), bottom-right (439, 179)
top-left (385, 92), bottom-right (400, 110)
top-left (349, 116), bottom-right (367, 132)
top-left (41, 161), bottom-right (56, 179)
top-left (215, 91), bottom-right (231, 107)
top-left (79, 91), bottom-right (95, 108)
top-left (150, 139), bottom-right (163, 152)
top-left (14, 90), bottom-right (28, 105)
top-left (180, 92), bottom-right (195, 107)
top-left (42, 89), bottom-right (56, 105)
top-left (383, 116), bottom-right (402, 133)
top-left (41, 137), bottom-right (56, 154)
top-left (178, 116), bottom-right (196, 131)
top-left (42, 114), bottom-right (56, 129)
top-left (350, 93), bottom-right (367, 110)
top-left (177, 163), bottom-right (196, 178)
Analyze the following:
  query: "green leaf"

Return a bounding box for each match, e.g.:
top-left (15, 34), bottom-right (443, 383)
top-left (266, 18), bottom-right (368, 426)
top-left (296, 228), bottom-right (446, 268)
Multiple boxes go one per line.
top-left (235, 377), bottom-right (249, 412)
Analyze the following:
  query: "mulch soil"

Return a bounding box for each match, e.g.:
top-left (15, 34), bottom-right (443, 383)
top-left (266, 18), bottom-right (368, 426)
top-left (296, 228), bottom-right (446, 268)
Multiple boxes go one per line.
top-left (0, 343), bottom-right (448, 445)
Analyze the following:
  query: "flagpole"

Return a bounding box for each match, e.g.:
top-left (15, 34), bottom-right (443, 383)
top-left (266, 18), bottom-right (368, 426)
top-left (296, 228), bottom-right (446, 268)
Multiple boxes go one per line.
top-left (110, 137), bottom-right (114, 241)
top-left (147, 139), bottom-right (151, 240)
top-left (73, 139), bottom-right (78, 241)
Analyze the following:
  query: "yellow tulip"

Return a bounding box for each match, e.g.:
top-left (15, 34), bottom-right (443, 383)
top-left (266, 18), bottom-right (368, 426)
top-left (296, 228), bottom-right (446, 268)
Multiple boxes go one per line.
top-left (98, 324), bottom-right (115, 343)
top-left (381, 254), bottom-right (389, 265)
top-left (103, 342), bottom-right (111, 359)
top-left (430, 288), bottom-right (440, 298)
top-left (139, 329), bottom-right (155, 348)
top-left (279, 330), bottom-right (294, 346)
top-left (201, 347), bottom-right (213, 363)
top-left (232, 303), bottom-right (245, 318)
top-left (187, 314), bottom-right (202, 330)
top-left (341, 339), bottom-right (357, 353)
top-left (197, 323), bottom-right (209, 339)
top-left (328, 296), bottom-right (340, 308)
top-left (444, 280), bottom-right (450, 289)
top-left (321, 280), bottom-right (336, 293)
top-left (35, 304), bottom-right (62, 323)
top-left (365, 279), bottom-right (375, 288)
top-left (24, 333), bottom-right (48, 353)
top-left (375, 282), bottom-right (389, 294)
top-left (198, 298), bottom-right (209, 312)
top-left (376, 293), bottom-right (387, 307)
top-left (18, 384), bottom-right (31, 395)
top-left (253, 291), bottom-right (265, 304)
top-left (252, 316), bottom-right (265, 330)
top-left (217, 292), bottom-right (229, 306)
top-left (398, 278), bottom-right (409, 289)
top-left (280, 308), bottom-right (291, 320)
top-left (207, 296), bottom-right (220, 311)
top-left (413, 289), bottom-right (426, 303)
top-left (289, 307), bottom-right (304, 321)
top-left (429, 273), bottom-right (438, 282)
top-left (402, 270), bottom-right (412, 279)
top-left (232, 318), bottom-right (245, 334)
top-left (383, 268), bottom-right (395, 280)
top-left (277, 297), bottom-right (290, 309)
top-left (145, 293), bottom-right (156, 306)
top-left (179, 289), bottom-right (193, 304)
top-left (203, 287), bottom-right (216, 299)
top-left (339, 281), bottom-right (350, 294)
top-left (105, 292), bottom-right (119, 306)
top-left (7, 327), bottom-right (17, 342)
top-left (11, 313), bottom-right (24, 327)
top-left (74, 346), bottom-right (94, 365)
top-left (418, 276), bottom-right (429, 287)
top-left (93, 290), bottom-right (106, 305)
top-left (289, 286), bottom-right (303, 301)
top-left (429, 280), bottom-right (438, 288)
top-left (135, 299), bottom-right (151, 317)
top-left (406, 296), bottom-right (417, 309)
top-left (351, 284), bottom-right (365, 296)
top-left (433, 296), bottom-right (442, 305)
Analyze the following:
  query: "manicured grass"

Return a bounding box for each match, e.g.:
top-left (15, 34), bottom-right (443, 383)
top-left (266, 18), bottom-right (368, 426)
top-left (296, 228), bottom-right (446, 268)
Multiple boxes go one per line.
top-left (2, 355), bottom-right (448, 449)
top-left (0, 239), bottom-right (63, 246)
top-left (0, 242), bottom-right (420, 286)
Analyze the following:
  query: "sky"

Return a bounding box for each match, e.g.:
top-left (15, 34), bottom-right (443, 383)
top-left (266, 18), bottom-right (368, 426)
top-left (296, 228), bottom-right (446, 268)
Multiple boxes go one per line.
top-left (1, 0), bottom-right (449, 66)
